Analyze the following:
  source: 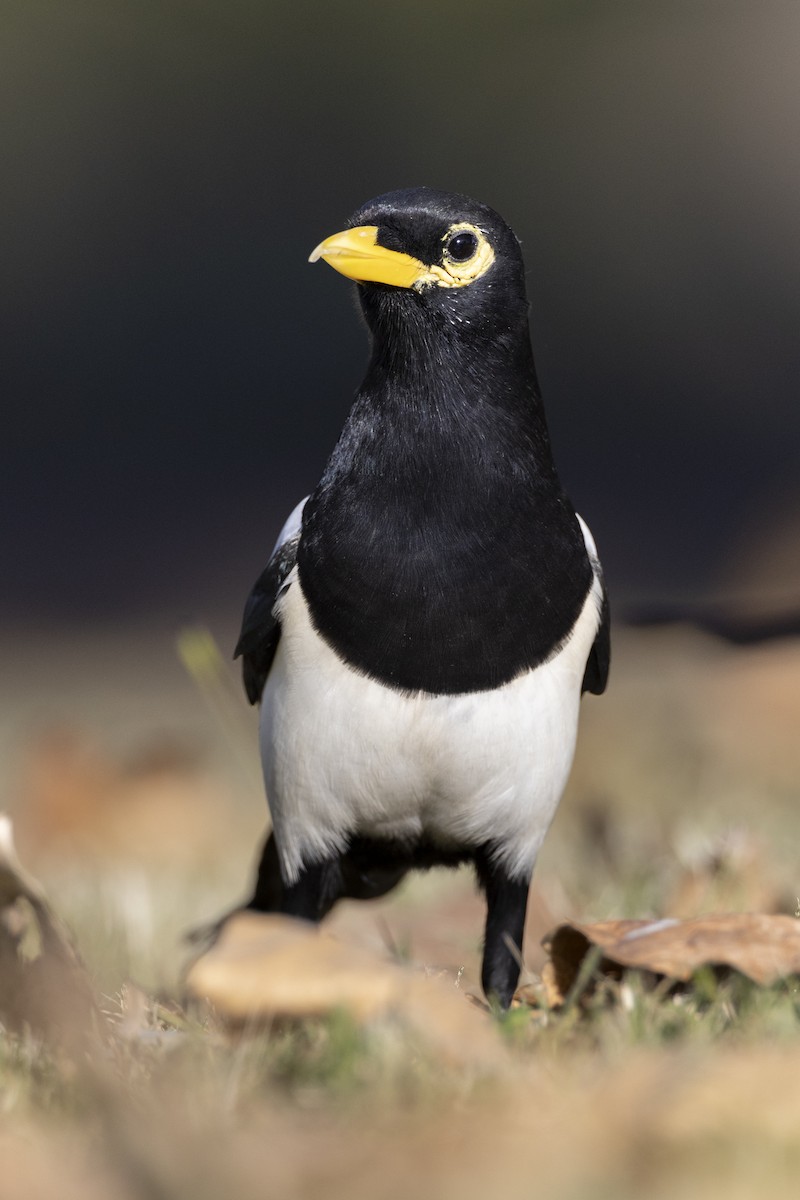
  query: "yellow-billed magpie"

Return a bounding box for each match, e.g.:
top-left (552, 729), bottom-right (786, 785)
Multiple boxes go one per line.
top-left (235, 188), bottom-right (609, 1007)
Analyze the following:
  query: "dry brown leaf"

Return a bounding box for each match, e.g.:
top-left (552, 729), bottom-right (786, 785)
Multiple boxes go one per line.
top-left (186, 912), bottom-right (397, 1022)
top-left (542, 913), bottom-right (800, 1004)
top-left (0, 813), bottom-right (99, 1049)
top-left (185, 910), bottom-right (502, 1067)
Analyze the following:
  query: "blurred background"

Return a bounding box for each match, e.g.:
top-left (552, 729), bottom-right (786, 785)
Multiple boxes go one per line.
top-left (1, 0), bottom-right (798, 982)
top-left (3, 0), bottom-right (800, 625)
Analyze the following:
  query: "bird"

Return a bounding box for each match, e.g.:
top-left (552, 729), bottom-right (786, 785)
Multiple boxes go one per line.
top-left (235, 187), bottom-right (609, 1008)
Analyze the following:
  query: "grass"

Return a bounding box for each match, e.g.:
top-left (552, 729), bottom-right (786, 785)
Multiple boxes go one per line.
top-left (5, 965), bottom-right (800, 1199)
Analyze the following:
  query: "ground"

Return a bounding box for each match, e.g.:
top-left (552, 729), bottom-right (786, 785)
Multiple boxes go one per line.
top-left (1, 620), bottom-right (799, 1198)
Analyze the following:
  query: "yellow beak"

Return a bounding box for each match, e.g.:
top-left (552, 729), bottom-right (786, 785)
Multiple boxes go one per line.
top-left (308, 225), bottom-right (429, 289)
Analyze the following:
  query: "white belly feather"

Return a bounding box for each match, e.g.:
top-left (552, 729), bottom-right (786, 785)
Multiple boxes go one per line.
top-left (260, 556), bottom-right (603, 886)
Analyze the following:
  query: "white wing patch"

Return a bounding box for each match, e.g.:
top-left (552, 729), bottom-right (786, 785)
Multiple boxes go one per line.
top-left (270, 496), bottom-right (309, 558)
top-left (576, 512), bottom-right (599, 564)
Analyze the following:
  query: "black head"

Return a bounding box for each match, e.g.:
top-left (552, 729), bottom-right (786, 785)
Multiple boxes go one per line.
top-left (310, 187), bottom-right (529, 344)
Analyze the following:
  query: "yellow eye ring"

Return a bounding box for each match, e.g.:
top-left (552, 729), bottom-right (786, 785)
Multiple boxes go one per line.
top-left (423, 223), bottom-right (495, 288)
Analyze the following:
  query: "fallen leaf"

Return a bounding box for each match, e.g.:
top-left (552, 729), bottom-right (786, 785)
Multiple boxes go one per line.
top-left (541, 913), bottom-right (800, 1004)
top-left (0, 813), bottom-right (99, 1049)
top-left (185, 910), bottom-right (502, 1068)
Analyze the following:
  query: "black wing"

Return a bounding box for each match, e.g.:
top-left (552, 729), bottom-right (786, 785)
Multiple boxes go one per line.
top-left (234, 511), bottom-right (304, 705)
top-left (582, 584), bottom-right (610, 695)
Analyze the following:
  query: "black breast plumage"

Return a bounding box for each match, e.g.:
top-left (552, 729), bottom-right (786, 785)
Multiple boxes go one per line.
top-left (297, 374), bottom-right (593, 695)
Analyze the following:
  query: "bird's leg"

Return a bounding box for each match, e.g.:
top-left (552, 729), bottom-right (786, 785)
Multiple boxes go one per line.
top-left (184, 829), bottom-right (283, 945)
top-left (475, 848), bottom-right (531, 1009)
top-left (248, 832), bottom-right (407, 921)
top-left (247, 831), bottom-right (344, 921)
top-left (279, 854), bottom-right (345, 922)
top-left (246, 830), bottom-right (284, 912)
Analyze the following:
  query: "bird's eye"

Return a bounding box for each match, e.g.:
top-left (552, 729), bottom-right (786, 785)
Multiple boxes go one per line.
top-left (445, 231), bottom-right (478, 262)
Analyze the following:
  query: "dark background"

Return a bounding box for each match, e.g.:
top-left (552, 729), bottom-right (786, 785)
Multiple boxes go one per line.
top-left (3, 0), bottom-right (799, 633)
